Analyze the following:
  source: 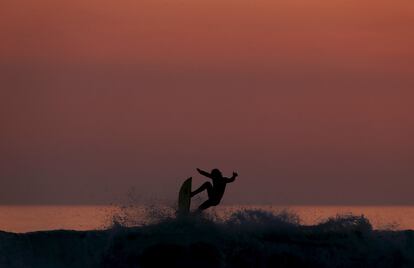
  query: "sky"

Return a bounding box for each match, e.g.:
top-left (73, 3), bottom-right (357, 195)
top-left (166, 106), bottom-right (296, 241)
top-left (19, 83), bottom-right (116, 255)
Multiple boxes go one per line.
top-left (1, 0), bottom-right (413, 205)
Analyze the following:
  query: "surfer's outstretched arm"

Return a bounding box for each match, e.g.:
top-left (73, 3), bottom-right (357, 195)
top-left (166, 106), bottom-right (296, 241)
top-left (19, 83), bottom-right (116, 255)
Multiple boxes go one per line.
top-left (224, 172), bottom-right (238, 183)
top-left (197, 168), bottom-right (212, 178)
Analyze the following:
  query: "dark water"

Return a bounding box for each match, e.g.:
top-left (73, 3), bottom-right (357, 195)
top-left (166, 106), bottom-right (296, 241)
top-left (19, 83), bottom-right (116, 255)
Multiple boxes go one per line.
top-left (1, 209), bottom-right (413, 268)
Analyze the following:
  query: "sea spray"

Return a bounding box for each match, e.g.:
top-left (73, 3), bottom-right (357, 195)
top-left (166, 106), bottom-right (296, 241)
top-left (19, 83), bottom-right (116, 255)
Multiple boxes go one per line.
top-left (1, 209), bottom-right (413, 268)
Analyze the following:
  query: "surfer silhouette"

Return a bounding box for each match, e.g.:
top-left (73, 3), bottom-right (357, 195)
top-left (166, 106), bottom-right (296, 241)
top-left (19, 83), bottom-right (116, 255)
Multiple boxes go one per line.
top-left (190, 168), bottom-right (238, 211)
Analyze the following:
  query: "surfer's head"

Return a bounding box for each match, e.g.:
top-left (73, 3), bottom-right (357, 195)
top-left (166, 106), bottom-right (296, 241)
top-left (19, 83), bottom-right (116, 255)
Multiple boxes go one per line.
top-left (211, 168), bottom-right (222, 178)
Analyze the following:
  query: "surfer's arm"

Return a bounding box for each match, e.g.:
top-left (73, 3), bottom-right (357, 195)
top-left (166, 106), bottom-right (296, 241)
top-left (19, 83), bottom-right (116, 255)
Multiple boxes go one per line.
top-left (197, 168), bottom-right (212, 179)
top-left (224, 172), bottom-right (238, 183)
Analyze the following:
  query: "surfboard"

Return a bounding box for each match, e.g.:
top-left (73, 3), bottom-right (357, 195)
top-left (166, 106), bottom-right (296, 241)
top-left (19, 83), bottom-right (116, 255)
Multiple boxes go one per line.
top-left (178, 177), bottom-right (192, 215)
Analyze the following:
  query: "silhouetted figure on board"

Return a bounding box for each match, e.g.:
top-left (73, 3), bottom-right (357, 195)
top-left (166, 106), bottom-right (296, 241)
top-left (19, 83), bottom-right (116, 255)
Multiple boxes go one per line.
top-left (191, 168), bottom-right (238, 211)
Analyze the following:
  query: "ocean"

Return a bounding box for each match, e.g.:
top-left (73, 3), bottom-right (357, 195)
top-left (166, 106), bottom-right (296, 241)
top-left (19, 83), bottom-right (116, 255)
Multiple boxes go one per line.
top-left (1, 205), bottom-right (414, 267)
top-left (1, 205), bottom-right (413, 233)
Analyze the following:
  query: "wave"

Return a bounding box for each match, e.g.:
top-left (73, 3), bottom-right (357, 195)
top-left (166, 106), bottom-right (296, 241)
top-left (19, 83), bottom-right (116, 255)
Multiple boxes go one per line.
top-left (1, 209), bottom-right (413, 268)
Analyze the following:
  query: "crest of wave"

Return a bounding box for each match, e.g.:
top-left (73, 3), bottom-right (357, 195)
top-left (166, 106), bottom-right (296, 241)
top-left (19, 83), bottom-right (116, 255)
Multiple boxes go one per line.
top-left (110, 204), bottom-right (176, 228)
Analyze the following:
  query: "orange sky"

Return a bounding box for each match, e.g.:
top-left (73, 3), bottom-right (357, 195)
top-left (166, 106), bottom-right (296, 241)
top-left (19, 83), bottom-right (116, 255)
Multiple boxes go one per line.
top-left (1, 0), bottom-right (414, 204)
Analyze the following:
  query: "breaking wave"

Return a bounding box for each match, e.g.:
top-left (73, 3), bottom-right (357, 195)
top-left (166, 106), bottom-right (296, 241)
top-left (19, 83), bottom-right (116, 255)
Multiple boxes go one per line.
top-left (1, 209), bottom-right (413, 267)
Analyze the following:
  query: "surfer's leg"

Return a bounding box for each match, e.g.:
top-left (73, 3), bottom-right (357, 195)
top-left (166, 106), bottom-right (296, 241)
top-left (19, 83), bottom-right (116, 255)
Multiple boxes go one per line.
top-left (198, 196), bottom-right (220, 211)
top-left (190, 182), bottom-right (212, 198)
top-left (198, 199), bottom-right (214, 211)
